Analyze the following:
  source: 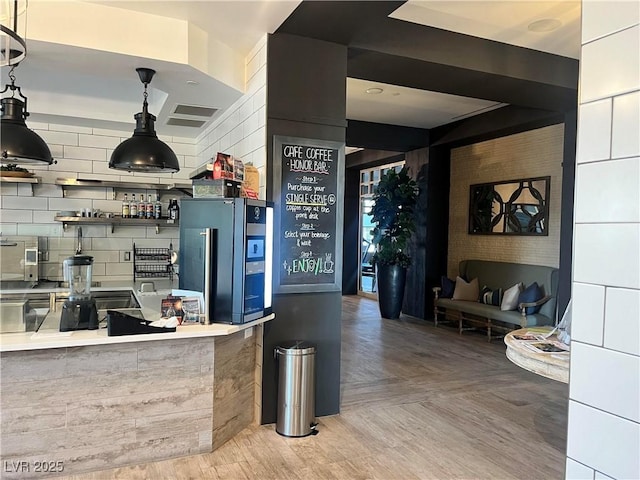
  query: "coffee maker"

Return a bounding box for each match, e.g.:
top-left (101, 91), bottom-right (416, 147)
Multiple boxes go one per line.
top-left (59, 254), bottom-right (99, 331)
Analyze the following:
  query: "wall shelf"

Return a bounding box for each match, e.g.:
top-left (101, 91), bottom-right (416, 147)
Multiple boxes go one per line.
top-left (54, 216), bottom-right (179, 234)
top-left (55, 178), bottom-right (192, 199)
top-left (1, 175), bottom-right (39, 194)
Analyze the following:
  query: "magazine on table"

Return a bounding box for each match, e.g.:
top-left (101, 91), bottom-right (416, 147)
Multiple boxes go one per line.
top-left (521, 340), bottom-right (570, 354)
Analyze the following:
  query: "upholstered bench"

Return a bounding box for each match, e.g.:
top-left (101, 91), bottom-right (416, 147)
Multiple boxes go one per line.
top-left (433, 260), bottom-right (559, 341)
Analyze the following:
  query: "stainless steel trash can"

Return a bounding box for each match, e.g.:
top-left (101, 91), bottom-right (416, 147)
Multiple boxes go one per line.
top-left (275, 341), bottom-right (317, 437)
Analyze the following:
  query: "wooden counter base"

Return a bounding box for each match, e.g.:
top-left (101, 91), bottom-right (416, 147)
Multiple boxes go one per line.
top-left (0, 326), bottom-right (264, 478)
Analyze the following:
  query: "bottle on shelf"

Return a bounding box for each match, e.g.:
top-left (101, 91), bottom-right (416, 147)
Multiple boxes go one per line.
top-left (138, 195), bottom-right (146, 219)
top-left (154, 194), bottom-right (162, 220)
top-left (130, 193), bottom-right (138, 218)
top-left (122, 193), bottom-right (130, 218)
top-left (168, 198), bottom-right (180, 222)
top-left (146, 195), bottom-right (154, 219)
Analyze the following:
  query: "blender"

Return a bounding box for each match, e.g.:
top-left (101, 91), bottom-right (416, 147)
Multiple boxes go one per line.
top-left (59, 254), bottom-right (99, 331)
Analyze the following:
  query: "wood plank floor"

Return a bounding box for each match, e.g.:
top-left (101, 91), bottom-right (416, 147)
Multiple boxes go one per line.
top-left (63, 296), bottom-right (568, 479)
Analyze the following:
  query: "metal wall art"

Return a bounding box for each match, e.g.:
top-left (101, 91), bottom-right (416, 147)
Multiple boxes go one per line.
top-left (469, 176), bottom-right (550, 235)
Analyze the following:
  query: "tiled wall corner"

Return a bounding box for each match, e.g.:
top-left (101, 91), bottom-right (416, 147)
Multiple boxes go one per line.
top-left (448, 124), bottom-right (564, 276)
top-left (567, 4), bottom-right (640, 479)
top-left (196, 35), bottom-right (268, 200)
top-left (0, 123), bottom-right (196, 283)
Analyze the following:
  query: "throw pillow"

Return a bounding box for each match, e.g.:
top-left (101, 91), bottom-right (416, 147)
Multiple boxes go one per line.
top-left (480, 286), bottom-right (503, 306)
top-left (440, 276), bottom-right (456, 298)
top-left (501, 283), bottom-right (524, 311)
top-left (518, 282), bottom-right (545, 315)
top-left (452, 276), bottom-right (479, 302)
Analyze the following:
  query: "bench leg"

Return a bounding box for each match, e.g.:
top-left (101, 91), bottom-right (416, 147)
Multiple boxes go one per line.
top-left (487, 319), bottom-right (492, 342)
top-left (434, 306), bottom-right (439, 327)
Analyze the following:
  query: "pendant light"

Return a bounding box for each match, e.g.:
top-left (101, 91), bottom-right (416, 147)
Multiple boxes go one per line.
top-left (0, 0), bottom-right (54, 165)
top-left (109, 68), bottom-right (180, 173)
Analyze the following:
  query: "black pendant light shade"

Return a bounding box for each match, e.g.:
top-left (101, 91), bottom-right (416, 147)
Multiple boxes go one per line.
top-left (1, 83), bottom-right (54, 165)
top-left (109, 68), bottom-right (180, 173)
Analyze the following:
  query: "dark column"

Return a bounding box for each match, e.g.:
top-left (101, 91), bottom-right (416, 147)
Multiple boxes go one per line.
top-left (558, 110), bottom-right (577, 318)
top-left (262, 33), bottom-right (347, 424)
top-left (343, 166), bottom-right (359, 295)
top-left (403, 146), bottom-right (450, 319)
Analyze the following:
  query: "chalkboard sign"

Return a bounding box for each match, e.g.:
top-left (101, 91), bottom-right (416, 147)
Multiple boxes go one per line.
top-left (273, 136), bottom-right (344, 293)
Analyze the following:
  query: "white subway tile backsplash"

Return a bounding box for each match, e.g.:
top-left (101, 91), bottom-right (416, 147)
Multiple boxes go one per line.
top-left (2, 196), bottom-right (48, 210)
top-left (105, 262), bottom-right (133, 276)
top-left (63, 145), bottom-right (107, 162)
top-left (572, 282), bottom-right (606, 347)
top-left (573, 223), bottom-right (640, 289)
top-left (33, 183), bottom-right (63, 198)
top-left (171, 136), bottom-right (194, 145)
top-left (17, 223), bottom-right (63, 237)
top-left (0, 183), bottom-right (17, 196)
top-left (48, 123), bottom-right (93, 134)
top-left (91, 237), bottom-right (133, 251)
top-left (38, 130), bottom-right (79, 146)
top-left (582, 0), bottom-right (640, 44)
top-left (576, 99), bottom-right (612, 163)
top-left (612, 91), bottom-right (640, 159)
top-left (168, 142), bottom-right (196, 156)
top-left (49, 159), bottom-right (93, 174)
top-left (0, 224), bottom-right (17, 235)
top-left (48, 144), bottom-right (65, 159)
top-left (253, 86), bottom-right (267, 113)
top-left (604, 288), bottom-right (640, 355)
top-left (32, 211), bottom-right (55, 224)
top-left (92, 127), bottom-right (129, 137)
top-left (0, 209), bottom-right (33, 223)
top-left (575, 158), bottom-right (640, 223)
top-left (16, 183), bottom-right (33, 197)
top-left (567, 401), bottom-right (640, 480)
top-left (565, 458), bottom-right (594, 480)
top-left (581, 26), bottom-right (640, 103)
top-left (79, 134), bottom-right (121, 149)
top-left (48, 198), bottom-right (90, 212)
top-left (570, 342), bottom-right (640, 422)
top-left (30, 122), bottom-right (49, 130)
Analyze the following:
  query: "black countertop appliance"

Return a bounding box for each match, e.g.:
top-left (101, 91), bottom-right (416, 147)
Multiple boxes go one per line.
top-left (179, 198), bottom-right (273, 324)
top-left (59, 254), bottom-right (98, 331)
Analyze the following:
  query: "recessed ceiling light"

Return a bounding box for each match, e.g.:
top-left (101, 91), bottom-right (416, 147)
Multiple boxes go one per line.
top-left (186, 80), bottom-right (199, 86)
top-left (528, 18), bottom-right (562, 32)
top-left (365, 87), bottom-right (383, 94)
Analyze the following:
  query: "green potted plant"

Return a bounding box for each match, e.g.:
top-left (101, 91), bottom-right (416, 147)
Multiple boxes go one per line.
top-left (370, 166), bottom-right (418, 319)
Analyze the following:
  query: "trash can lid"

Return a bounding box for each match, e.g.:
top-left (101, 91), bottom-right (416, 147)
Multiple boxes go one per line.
top-left (275, 341), bottom-right (316, 355)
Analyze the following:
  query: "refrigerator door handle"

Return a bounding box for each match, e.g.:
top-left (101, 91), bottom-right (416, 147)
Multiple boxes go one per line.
top-left (202, 228), bottom-right (212, 325)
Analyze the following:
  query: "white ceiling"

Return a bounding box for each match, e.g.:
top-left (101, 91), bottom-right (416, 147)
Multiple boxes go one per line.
top-left (3, 1), bottom-right (581, 140)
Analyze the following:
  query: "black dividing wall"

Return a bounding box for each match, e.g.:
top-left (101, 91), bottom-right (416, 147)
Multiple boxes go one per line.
top-left (262, 33), bottom-right (347, 424)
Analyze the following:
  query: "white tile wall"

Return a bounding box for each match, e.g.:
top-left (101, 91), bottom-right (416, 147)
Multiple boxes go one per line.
top-left (568, 5), bottom-right (640, 479)
top-left (571, 282), bottom-right (605, 346)
top-left (582, 0), bottom-right (640, 43)
top-left (448, 124), bottom-right (564, 275)
top-left (569, 342), bottom-right (640, 422)
top-left (576, 99), bottom-right (612, 163)
top-left (574, 157), bottom-right (640, 223)
top-left (604, 288), bottom-right (640, 355)
top-left (573, 223), bottom-right (640, 289)
top-left (612, 91), bottom-right (640, 159)
top-left (580, 25), bottom-right (640, 103)
top-left (0, 122), bottom-right (194, 283)
top-left (196, 35), bottom-right (268, 200)
top-left (565, 458), bottom-right (594, 480)
top-left (567, 401), bottom-right (640, 480)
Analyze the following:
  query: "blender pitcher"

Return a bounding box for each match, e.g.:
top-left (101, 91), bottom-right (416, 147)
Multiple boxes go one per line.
top-left (60, 255), bottom-right (99, 331)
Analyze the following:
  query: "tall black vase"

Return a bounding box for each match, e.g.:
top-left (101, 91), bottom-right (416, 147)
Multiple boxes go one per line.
top-left (376, 264), bottom-right (407, 319)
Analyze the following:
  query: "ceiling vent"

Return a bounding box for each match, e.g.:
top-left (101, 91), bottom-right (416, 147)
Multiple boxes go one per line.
top-left (166, 118), bottom-right (207, 128)
top-left (173, 104), bottom-right (218, 117)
